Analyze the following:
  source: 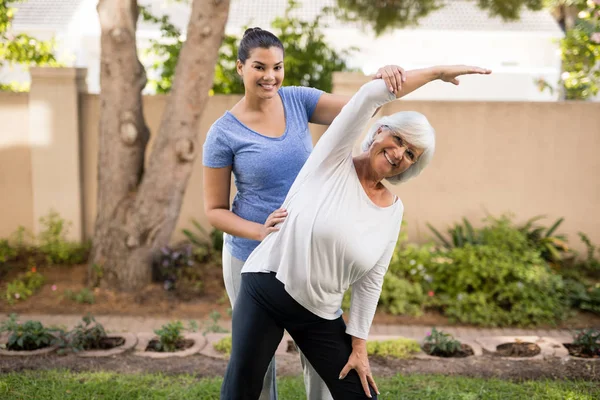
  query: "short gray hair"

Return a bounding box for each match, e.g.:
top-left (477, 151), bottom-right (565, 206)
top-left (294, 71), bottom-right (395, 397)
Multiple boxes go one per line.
top-left (360, 111), bottom-right (435, 185)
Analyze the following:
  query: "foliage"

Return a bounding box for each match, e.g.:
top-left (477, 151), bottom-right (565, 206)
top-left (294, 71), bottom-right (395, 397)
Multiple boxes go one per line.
top-left (63, 288), bottom-right (95, 305)
top-left (152, 320), bottom-right (197, 352)
top-left (141, 0), bottom-right (354, 94)
top-left (202, 310), bottom-right (229, 335)
top-left (37, 211), bottom-right (90, 265)
top-left (153, 245), bottom-right (194, 291)
top-left (427, 218), bottom-right (483, 249)
top-left (182, 219), bottom-right (223, 263)
top-left (423, 327), bottom-right (462, 356)
top-left (65, 314), bottom-right (107, 352)
top-left (332, 0), bottom-right (544, 36)
top-left (518, 216), bottom-right (569, 264)
top-left (0, 0), bottom-right (59, 91)
top-left (384, 216), bottom-right (571, 327)
top-left (366, 337), bottom-right (421, 359)
top-left (0, 239), bottom-right (17, 267)
top-left (577, 232), bottom-right (600, 276)
top-left (0, 314), bottom-right (57, 351)
top-left (539, 0), bottom-right (600, 99)
top-left (5, 269), bottom-right (45, 305)
top-left (572, 327), bottom-right (600, 356)
top-left (213, 335), bottom-right (232, 355)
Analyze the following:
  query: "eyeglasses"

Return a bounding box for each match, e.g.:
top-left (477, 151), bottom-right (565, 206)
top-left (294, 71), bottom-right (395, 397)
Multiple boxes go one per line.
top-left (382, 126), bottom-right (419, 165)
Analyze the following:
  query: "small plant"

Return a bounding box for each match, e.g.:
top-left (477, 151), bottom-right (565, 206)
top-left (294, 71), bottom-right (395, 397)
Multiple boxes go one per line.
top-left (182, 219), bottom-right (223, 262)
top-left (366, 338), bottom-right (421, 359)
top-left (5, 270), bottom-right (45, 305)
top-left (151, 320), bottom-right (197, 352)
top-left (0, 239), bottom-right (17, 264)
top-left (153, 245), bottom-right (194, 291)
top-left (37, 211), bottom-right (90, 265)
top-left (66, 314), bottom-right (107, 352)
top-left (64, 288), bottom-right (95, 304)
top-left (213, 335), bottom-right (232, 355)
top-left (427, 218), bottom-right (482, 249)
top-left (518, 216), bottom-right (569, 264)
top-left (572, 328), bottom-right (600, 357)
top-left (202, 310), bottom-right (229, 335)
top-left (423, 327), bottom-right (462, 357)
top-left (578, 232), bottom-right (600, 276)
top-left (0, 314), bottom-right (57, 351)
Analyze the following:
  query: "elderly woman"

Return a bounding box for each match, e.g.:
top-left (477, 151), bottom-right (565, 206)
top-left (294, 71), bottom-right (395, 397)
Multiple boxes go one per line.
top-left (220, 65), bottom-right (491, 400)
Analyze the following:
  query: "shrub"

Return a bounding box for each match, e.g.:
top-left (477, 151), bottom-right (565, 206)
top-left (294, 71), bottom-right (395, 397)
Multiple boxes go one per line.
top-left (214, 335), bottom-right (232, 355)
top-left (153, 246), bottom-right (194, 291)
top-left (366, 338), bottom-right (420, 359)
top-left (37, 211), bottom-right (90, 265)
top-left (0, 239), bottom-right (17, 264)
top-left (66, 314), bottom-right (107, 352)
top-left (382, 216), bottom-right (570, 327)
top-left (0, 314), bottom-right (57, 351)
top-left (5, 270), bottom-right (45, 305)
top-left (152, 321), bottom-right (196, 352)
top-left (572, 328), bottom-right (600, 357)
top-left (423, 327), bottom-right (461, 356)
top-left (64, 288), bottom-right (95, 305)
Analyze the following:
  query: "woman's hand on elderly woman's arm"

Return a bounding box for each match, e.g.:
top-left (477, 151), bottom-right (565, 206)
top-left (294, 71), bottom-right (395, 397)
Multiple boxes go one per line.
top-left (339, 336), bottom-right (379, 398)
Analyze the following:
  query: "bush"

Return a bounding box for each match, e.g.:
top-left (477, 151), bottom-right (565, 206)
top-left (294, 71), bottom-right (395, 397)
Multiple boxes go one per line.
top-left (37, 211), bottom-right (90, 265)
top-left (5, 270), bottom-right (45, 305)
top-left (382, 216), bottom-right (571, 327)
top-left (213, 335), bottom-right (232, 355)
top-left (153, 246), bottom-right (194, 291)
top-left (0, 314), bottom-right (57, 351)
top-left (0, 239), bottom-right (17, 264)
top-left (423, 328), bottom-right (461, 357)
top-left (572, 328), bottom-right (600, 357)
top-left (366, 338), bottom-right (420, 359)
top-left (66, 314), bottom-right (107, 352)
top-left (152, 321), bottom-right (196, 352)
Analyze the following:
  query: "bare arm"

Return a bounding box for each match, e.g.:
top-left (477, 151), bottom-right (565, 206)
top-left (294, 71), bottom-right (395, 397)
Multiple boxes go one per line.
top-left (203, 166), bottom-right (286, 242)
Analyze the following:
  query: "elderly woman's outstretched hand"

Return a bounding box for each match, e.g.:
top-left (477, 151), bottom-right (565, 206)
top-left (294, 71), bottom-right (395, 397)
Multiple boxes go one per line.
top-left (439, 65), bottom-right (492, 85)
top-left (339, 337), bottom-right (379, 398)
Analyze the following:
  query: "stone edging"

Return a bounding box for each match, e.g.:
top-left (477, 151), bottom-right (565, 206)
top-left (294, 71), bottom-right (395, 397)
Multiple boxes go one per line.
top-left (133, 332), bottom-right (207, 358)
top-left (476, 336), bottom-right (568, 360)
top-left (76, 333), bottom-right (138, 358)
top-left (0, 333), bottom-right (59, 357)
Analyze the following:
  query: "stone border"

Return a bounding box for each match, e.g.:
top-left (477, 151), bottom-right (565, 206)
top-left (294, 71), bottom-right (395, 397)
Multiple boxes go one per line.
top-left (76, 333), bottom-right (138, 358)
top-left (476, 336), bottom-right (567, 360)
top-left (133, 332), bottom-right (207, 358)
top-left (0, 333), bottom-right (59, 357)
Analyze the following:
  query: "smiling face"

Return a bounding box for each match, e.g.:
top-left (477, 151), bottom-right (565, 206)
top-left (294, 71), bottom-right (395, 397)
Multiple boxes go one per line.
top-left (368, 125), bottom-right (424, 179)
top-left (236, 46), bottom-right (284, 100)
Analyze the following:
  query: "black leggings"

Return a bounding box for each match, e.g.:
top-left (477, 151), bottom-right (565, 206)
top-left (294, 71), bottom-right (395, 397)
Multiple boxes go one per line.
top-left (221, 272), bottom-right (377, 400)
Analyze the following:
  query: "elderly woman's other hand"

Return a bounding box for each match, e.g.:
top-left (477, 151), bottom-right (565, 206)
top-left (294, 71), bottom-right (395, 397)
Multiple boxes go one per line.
top-left (339, 337), bottom-right (379, 398)
top-left (438, 65), bottom-right (492, 85)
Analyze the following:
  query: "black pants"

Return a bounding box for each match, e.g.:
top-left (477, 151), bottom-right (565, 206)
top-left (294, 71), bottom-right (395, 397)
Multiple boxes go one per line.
top-left (221, 272), bottom-right (377, 400)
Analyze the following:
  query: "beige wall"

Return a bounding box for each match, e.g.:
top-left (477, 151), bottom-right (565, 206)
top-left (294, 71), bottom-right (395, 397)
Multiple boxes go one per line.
top-left (0, 92), bottom-right (34, 238)
top-left (2, 68), bottom-right (599, 253)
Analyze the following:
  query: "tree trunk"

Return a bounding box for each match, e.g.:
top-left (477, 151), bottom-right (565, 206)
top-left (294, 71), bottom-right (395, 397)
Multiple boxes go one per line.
top-left (90, 0), bottom-right (230, 291)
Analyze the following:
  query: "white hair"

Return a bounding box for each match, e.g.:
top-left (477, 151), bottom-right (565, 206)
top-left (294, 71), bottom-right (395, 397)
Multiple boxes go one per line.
top-left (360, 111), bottom-right (436, 185)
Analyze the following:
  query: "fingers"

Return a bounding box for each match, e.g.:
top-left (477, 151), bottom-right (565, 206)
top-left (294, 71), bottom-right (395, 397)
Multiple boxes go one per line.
top-left (367, 374), bottom-right (380, 396)
top-left (338, 363), bottom-right (351, 380)
top-left (359, 372), bottom-right (372, 398)
top-left (376, 65), bottom-right (405, 93)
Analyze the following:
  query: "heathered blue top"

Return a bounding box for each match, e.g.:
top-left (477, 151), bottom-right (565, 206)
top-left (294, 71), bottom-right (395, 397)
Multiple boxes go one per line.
top-left (202, 86), bottom-right (323, 261)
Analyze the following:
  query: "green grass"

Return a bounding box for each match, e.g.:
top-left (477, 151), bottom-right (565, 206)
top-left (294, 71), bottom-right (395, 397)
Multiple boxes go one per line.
top-left (0, 370), bottom-right (598, 399)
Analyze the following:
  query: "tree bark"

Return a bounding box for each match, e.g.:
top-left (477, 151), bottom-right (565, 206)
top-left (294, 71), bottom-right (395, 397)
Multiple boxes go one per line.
top-left (90, 0), bottom-right (230, 291)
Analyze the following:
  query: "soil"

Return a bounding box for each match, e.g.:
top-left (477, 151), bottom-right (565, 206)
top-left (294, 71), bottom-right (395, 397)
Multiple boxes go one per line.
top-left (1, 352), bottom-right (599, 382)
top-left (422, 343), bottom-right (474, 358)
top-left (564, 343), bottom-right (600, 359)
top-left (145, 338), bottom-right (195, 353)
top-left (88, 337), bottom-right (125, 350)
top-left (3, 264), bottom-right (600, 330)
top-left (494, 342), bottom-right (541, 358)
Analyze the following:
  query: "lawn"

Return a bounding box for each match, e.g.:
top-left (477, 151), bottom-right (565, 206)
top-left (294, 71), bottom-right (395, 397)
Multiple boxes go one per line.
top-left (0, 370), bottom-right (598, 399)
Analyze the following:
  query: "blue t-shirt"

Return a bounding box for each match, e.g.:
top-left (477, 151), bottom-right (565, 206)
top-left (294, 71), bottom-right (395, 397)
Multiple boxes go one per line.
top-left (202, 86), bottom-right (323, 261)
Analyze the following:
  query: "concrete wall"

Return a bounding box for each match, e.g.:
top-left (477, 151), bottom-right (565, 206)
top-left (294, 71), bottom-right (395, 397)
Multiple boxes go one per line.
top-left (1, 68), bottom-right (598, 253)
